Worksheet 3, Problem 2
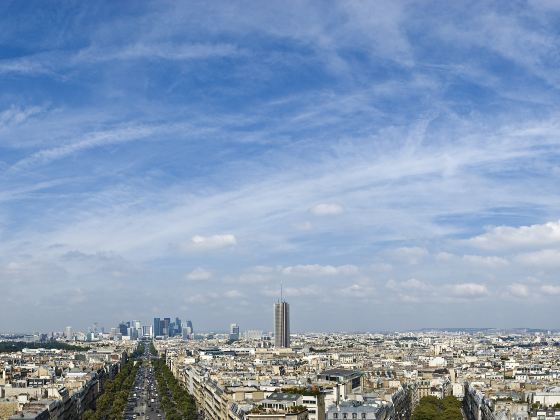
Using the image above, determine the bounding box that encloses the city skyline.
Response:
[1,1,560,332]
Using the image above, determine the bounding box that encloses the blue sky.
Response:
[1,1,560,332]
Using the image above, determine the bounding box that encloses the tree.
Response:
[412,395,462,420]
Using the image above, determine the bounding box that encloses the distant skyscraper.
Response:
[163,317,171,336]
[153,318,161,336]
[64,326,72,339]
[182,320,194,340]
[175,317,182,336]
[274,300,290,348]
[182,327,190,340]
[142,325,153,338]
[118,322,128,336]
[229,323,240,341]
[127,326,139,339]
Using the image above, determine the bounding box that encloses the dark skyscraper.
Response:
[154,316,185,337]
[274,301,290,348]
[175,317,182,336]
[163,317,170,336]
[118,322,128,336]
[153,317,161,337]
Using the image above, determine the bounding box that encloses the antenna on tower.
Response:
[280,280,283,302]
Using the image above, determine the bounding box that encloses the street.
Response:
[123,344,164,420]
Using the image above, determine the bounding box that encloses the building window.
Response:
[362,414,366,419]
[352,414,357,419]
[333,415,338,419]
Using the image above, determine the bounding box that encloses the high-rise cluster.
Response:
[153,317,194,339]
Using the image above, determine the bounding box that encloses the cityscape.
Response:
[1,304,560,419]
[1,1,560,420]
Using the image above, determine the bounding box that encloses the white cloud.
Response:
[224,289,243,299]
[469,221,560,250]
[433,252,508,268]
[0,105,44,128]
[261,285,320,297]
[184,288,243,303]
[398,294,421,303]
[387,278,429,290]
[234,273,272,284]
[281,264,358,276]
[508,283,529,298]
[340,283,376,298]
[295,221,313,231]
[185,292,217,304]
[189,234,237,251]
[448,283,489,298]
[516,249,560,267]
[76,42,241,63]
[392,247,429,264]
[462,254,509,267]
[540,284,560,295]
[12,124,160,170]
[370,262,393,272]
[402,278,429,290]
[186,267,212,281]
[0,53,58,76]
[386,278,432,303]
[435,252,454,262]
[252,265,277,273]
[309,203,344,216]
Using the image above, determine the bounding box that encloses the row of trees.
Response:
[131,342,145,358]
[411,396,463,420]
[82,348,141,420]
[152,357,197,420]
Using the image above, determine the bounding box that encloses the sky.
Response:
[1,1,560,333]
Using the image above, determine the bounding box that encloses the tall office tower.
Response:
[119,322,128,336]
[185,320,193,333]
[163,318,171,337]
[153,318,161,337]
[142,325,153,338]
[181,327,190,340]
[128,326,138,339]
[229,323,240,341]
[64,326,72,339]
[183,320,194,339]
[274,301,290,348]
[175,318,182,336]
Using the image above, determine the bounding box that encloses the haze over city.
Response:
[1,1,560,332]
